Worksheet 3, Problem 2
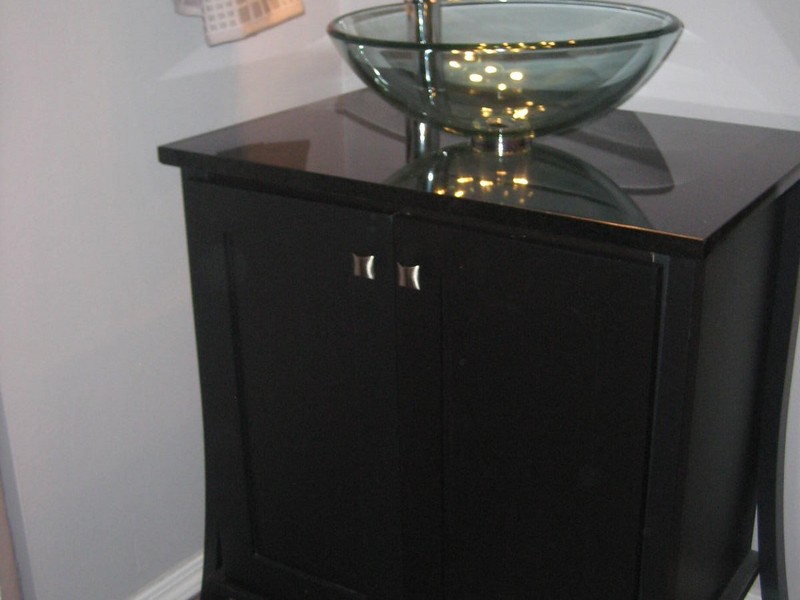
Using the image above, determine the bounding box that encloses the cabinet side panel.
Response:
[183,177,252,589]
[440,231,661,600]
[675,200,781,600]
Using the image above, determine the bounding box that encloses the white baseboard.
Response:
[128,551,203,600]
[745,572,767,600]
[746,579,762,600]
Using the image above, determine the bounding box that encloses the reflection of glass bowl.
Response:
[386,142,649,226]
[328,1,682,152]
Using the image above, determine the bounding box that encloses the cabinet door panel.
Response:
[185,181,401,600]
[441,231,661,600]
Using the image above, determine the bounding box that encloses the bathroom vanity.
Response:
[159,90,800,600]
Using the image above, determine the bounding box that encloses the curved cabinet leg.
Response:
[756,186,800,600]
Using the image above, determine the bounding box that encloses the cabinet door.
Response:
[439,229,661,600]
[184,181,402,600]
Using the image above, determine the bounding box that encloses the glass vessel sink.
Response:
[328,0,682,153]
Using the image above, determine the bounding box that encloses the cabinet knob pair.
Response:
[352,254,421,291]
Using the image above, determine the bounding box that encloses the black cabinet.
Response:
[160,90,800,600]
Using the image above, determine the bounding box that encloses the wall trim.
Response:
[128,551,202,600]
[746,579,762,600]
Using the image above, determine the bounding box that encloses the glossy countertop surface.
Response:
[159,90,800,257]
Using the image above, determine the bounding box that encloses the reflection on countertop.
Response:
[387,142,650,226]
[218,140,311,170]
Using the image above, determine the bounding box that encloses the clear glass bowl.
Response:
[328,1,682,152]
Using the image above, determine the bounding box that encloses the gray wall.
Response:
[1,0,799,599]
[0,2,349,598]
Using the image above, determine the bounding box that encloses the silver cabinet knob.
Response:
[352,254,376,280]
[397,263,421,291]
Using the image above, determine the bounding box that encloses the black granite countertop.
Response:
[160,90,800,258]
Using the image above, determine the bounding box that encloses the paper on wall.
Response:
[174,0,305,46]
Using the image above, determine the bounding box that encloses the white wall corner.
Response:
[128,551,203,600]
[746,579,762,600]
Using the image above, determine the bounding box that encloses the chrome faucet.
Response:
[405,0,441,160]
[406,0,441,45]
